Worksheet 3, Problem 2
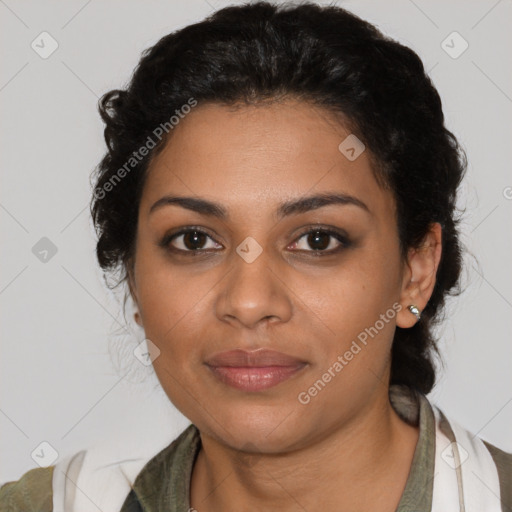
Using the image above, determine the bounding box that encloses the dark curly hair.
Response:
[90,1,466,395]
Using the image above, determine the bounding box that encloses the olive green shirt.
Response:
[1,386,510,511]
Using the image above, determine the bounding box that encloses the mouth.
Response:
[204,348,308,392]
[206,364,307,391]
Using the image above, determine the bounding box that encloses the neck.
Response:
[190,388,420,512]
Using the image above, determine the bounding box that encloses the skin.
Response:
[128,99,442,512]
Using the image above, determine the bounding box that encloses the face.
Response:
[129,99,410,453]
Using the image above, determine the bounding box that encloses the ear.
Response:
[396,222,442,328]
[127,261,143,327]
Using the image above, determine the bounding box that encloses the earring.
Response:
[134,311,141,325]
[407,304,421,321]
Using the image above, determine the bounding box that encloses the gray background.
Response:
[1,0,511,482]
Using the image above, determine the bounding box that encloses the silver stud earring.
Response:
[407,304,421,321]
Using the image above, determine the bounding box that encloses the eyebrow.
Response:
[149,192,370,220]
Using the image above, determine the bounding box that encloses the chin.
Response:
[199,403,306,451]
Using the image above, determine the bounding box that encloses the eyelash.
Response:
[159,225,352,257]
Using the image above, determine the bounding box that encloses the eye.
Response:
[160,226,351,256]
[289,227,351,254]
[161,228,223,253]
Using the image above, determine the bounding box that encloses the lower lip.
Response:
[206,364,306,391]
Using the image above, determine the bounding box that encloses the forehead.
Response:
[140,100,393,221]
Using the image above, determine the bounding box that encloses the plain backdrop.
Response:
[1,0,511,483]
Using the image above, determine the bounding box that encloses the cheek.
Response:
[133,246,188,343]
[296,255,401,411]
[307,247,402,388]
[136,270,205,357]
[136,269,210,412]
[319,250,400,335]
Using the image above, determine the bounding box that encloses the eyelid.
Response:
[291,225,351,253]
[159,225,222,252]
[160,224,352,255]
[293,224,350,241]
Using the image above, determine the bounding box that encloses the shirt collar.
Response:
[393,385,436,512]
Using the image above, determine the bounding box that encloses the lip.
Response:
[205,348,306,367]
[205,349,307,392]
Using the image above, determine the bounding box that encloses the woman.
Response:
[1,2,510,511]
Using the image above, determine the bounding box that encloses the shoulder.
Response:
[122,424,201,511]
[0,425,199,512]
[483,439,512,469]
[482,440,512,506]
[483,439,512,471]
[0,466,54,512]
[431,400,512,511]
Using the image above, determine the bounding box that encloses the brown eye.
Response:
[163,229,223,253]
[289,228,351,254]
[305,231,332,251]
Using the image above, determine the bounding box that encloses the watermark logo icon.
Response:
[441,32,468,59]
[31,32,59,59]
[32,237,58,263]
[338,134,365,161]
[31,441,59,467]
[441,441,469,469]
[235,442,263,468]
[236,237,263,263]
[134,338,161,366]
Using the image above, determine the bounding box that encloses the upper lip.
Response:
[205,348,306,367]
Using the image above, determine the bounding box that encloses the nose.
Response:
[215,245,293,330]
